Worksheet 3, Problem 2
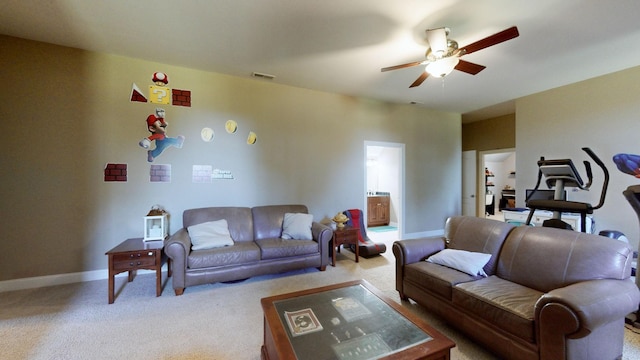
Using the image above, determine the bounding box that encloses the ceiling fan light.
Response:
[426,27,448,58]
[426,57,460,78]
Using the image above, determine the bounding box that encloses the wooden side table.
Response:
[105,238,171,304]
[332,226,359,266]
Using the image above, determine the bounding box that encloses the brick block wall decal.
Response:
[192,165,212,183]
[104,163,128,182]
[150,164,171,183]
[172,89,191,107]
[130,83,148,103]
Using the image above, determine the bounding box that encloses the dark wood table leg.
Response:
[332,237,337,267]
[155,251,162,297]
[354,239,359,263]
[108,255,115,304]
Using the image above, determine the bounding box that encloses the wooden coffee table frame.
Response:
[260,279,454,360]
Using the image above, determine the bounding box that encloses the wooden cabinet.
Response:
[367,196,390,227]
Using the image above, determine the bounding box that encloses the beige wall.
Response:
[0,35,461,282]
[516,65,640,249]
[462,114,515,215]
[462,114,515,152]
[462,68,640,251]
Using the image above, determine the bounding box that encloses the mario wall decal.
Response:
[139,108,185,162]
[149,72,170,104]
[130,71,191,107]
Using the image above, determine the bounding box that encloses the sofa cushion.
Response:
[252,205,309,240]
[426,249,492,276]
[183,207,254,242]
[281,212,313,240]
[188,219,234,250]
[445,216,515,276]
[256,238,318,260]
[405,262,482,300]
[497,226,635,293]
[187,242,261,269]
[453,275,542,343]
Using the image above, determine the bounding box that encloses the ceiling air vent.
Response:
[251,72,275,80]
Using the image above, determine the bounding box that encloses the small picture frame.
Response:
[284,308,323,337]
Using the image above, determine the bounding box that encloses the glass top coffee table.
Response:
[261,279,455,360]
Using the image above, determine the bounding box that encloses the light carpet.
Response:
[1,239,639,360]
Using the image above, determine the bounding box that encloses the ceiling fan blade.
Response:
[381,61,423,72]
[455,59,486,75]
[460,26,519,55]
[409,72,429,88]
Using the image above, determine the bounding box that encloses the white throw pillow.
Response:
[281,213,313,240]
[426,249,492,277]
[188,219,234,250]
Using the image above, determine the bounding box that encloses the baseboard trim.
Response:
[0,229,440,293]
[403,229,444,239]
[0,265,169,293]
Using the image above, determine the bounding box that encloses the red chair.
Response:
[342,209,387,257]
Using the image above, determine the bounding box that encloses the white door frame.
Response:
[364,141,405,237]
[479,148,516,216]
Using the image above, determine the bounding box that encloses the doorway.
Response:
[480,149,516,220]
[364,141,404,242]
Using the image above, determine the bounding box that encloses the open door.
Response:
[462,150,477,216]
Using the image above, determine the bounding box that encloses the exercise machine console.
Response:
[525,147,609,232]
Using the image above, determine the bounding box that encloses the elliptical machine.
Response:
[613,153,640,328]
[525,147,609,232]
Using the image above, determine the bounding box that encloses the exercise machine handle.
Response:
[583,160,593,188]
[581,147,609,210]
[526,157,545,202]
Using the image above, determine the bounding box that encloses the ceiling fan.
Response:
[381,26,519,88]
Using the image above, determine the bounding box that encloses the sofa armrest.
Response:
[164,228,192,294]
[393,237,446,266]
[535,278,640,358]
[312,222,333,270]
[393,237,445,300]
[537,279,640,335]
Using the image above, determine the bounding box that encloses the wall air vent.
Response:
[251,72,276,80]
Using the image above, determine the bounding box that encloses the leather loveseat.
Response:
[393,216,640,360]
[165,204,333,295]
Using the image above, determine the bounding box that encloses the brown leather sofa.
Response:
[165,204,333,295]
[393,216,640,360]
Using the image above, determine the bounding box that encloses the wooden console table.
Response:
[105,237,171,304]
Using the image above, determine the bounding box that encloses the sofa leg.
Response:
[318,266,326,271]
[174,288,184,296]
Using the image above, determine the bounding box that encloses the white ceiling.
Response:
[3,0,640,122]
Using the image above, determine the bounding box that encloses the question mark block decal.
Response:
[149,85,170,104]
